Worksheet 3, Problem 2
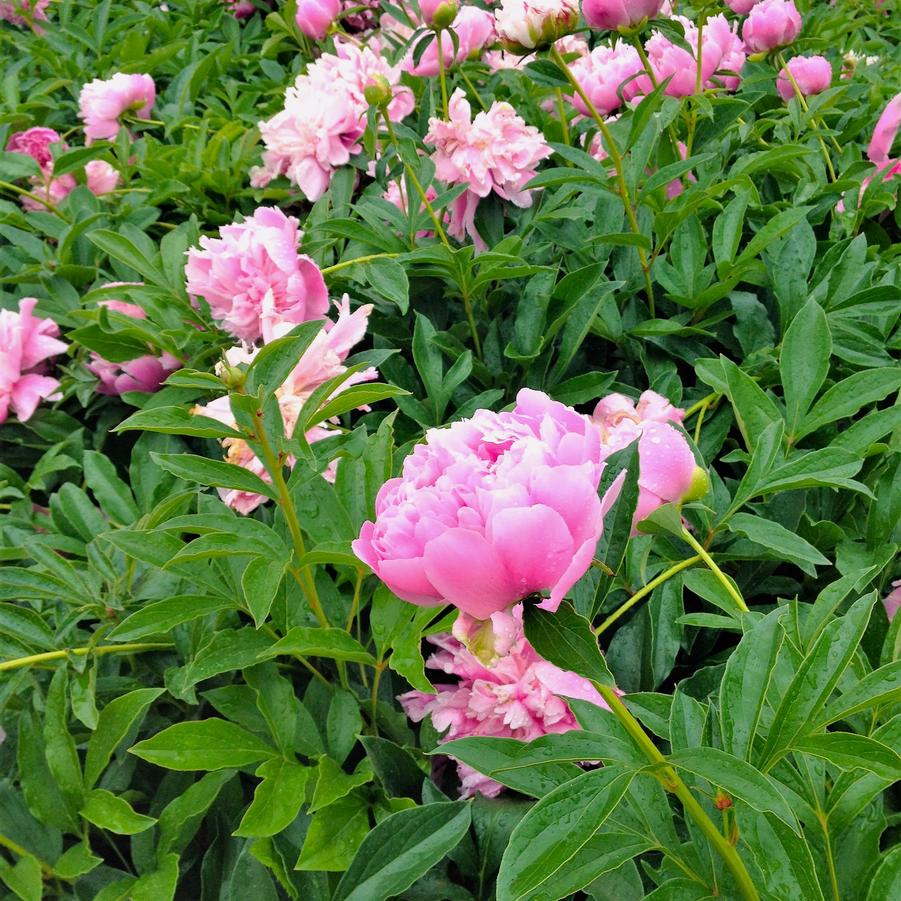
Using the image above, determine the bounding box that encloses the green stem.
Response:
[436,29,449,119]
[555,88,571,147]
[680,527,749,613]
[594,555,702,637]
[0,643,171,672]
[0,833,51,875]
[459,66,488,112]
[461,291,482,359]
[818,810,841,901]
[370,661,385,736]
[320,252,400,276]
[0,179,67,219]
[626,33,683,163]
[593,684,760,901]
[550,45,655,317]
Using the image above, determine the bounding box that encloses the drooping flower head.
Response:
[295,0,341,40]
[78,73,156,143]
[741,0,801,53]
[425,89,552,245]
[776,55,832,101]
[581,0,663,32]
[399,604,610,797]
[354,389,611,619]
[495,0,579,53]
[0,298,68,425]
[194,297,376,513]
[185,206,328,344]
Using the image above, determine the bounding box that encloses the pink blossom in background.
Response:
[741,0,801,53]
[399,604,610,797]
[0,298,68,425]
[340,0,380,32]
[6,127,63,169]
[483,33,588,72]
[0,0,49,27]
[494,0,579,52]
[225,0,257,17]
[194,297,376,513]
[85,160,121,194]
[295,0,341,40]
[582,0,663,32]
[776,55,832,101]
[704,14,747,91]
[725,0,759,13]
[404,7,496,78]
[591,390,698,528]
[252,43,413,198]
[79,73,156,143]
[185,206,328,344]
[353,388,612,619]
[382,179,440,237]
[425,89,552,246]
[883,579,901,622]
[868,92,901,167]
[420,0,458,27]
[568,43,642,116]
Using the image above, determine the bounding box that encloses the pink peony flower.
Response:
[193,297,376,513]
[295,0,341,40]
[6,127,63,170]
[581,0,663,32]
[591,390,697,528]
[741,0,801,53]
[704,14,747,91]
[184,206,328,344]
[226,0,257,16]
[568,43,643,116]
[494,0,579,52]
[883,579,901,622]
[78,73,156,143]
[725,0,759,12]
[400,604,610,797]
[353,388,611,619]
[85,159,121,194]
[425,89,552,246]
[404,7,496,77]
[776,55,832,101]
[0,0,49,26]
[868,92,901,167]
[0,298,68,425]
[252,43,413,198]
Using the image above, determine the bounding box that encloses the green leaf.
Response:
[242,556,287,627]
[798,367,901,439]
[0,852,42,901]
[52,842,102,879]
[309,757,373,812]
[83,451,139,524]
[176,628,275,692]
[359,736,425,800]
[333,802,472,901]
[233,758,311,837]
[818,660,901,725]
[496,765,635,901]
[115,406,243,439]
[88,229,167,284]
[296,792,370,872]
[43,669,84,809]
[245,321,323,396]
[130,719,277,770]
[523,601,614,687]
[261,627,376,664]
[130,853,179,901]
[107,596,235,642]
[734,207,812,269]
[865,845,901,901]
[157,771,235,858]
[80,789,156,835]
[150,452,278,499]
[727,513,829,576]
[790,733,901,781]
[366,258,410,312]
[780,298,831,436]
[719,357,782,451]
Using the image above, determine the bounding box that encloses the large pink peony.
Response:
[194,297,376,514]
[592,390,697,528]
[404,7,496,78]
[494,0,579,53]
[354,389,610,619]
[399,604,609,797]
[741,0,801,53]
[425,89,552,246]
[568,43,643,116]
[185,206,328,343]
[0,298,68,425]
[776,55,832,101]
[581,0,663,32]
[78,73,156,143]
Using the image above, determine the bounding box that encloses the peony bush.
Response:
[0,0,899,899]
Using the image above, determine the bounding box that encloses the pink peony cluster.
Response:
[776,55,832,101]
[295,0,340,40]
[353,388,610,619]
[195,297,376,513]
[184,206,328,344]
[741,0,801,53]
[404,7,496,78]
[582,0,663,32]
[251,42,414,199]
[568,44,642,116]
[0,0,48,27]
[0,298,68,425]
[399,604,609,797]
[494,0,579,53]
[591,390,698,528]
[425,89,552,246]
[78,73,156,143]
[85,287,181,395]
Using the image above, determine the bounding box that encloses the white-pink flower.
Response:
[78,73,156,143]
[185,206,329,343]
[0,298,68,425]
[494,0,579,52]
[399,604,610,798]
[425,88,552,246]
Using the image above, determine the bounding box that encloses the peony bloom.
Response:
[494,0,579,53]
[591,391,698,528]
[725,0,759,12]
[86,289,180,396]
[582,0,663,32]
[185,207,328,344]
[883,580,901,622]
[776,55,832,101]
[6,127,63,169]
[425,89,552,246]
[741,0,801,53]
[568,43,643,116]
[704,14,747,91]
[0,0,49,27]
[78,73,156,143]
[295,0,341,40]
[399,604,610,797]
[353,389,611,619]
[0,298,68,425]
[252,43,413,198]
[868,92,901,167]
[404,7,496,77]
[85,160,121,194]
[194,297,376,513]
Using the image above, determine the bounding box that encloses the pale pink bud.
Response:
[85,160,121,195]
[776,55,832,101]
[295,0,341,40]
[581,0,663,31]
[420,0,459,28]
[741,0,801,53]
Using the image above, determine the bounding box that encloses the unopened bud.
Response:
[682,465,710,503]
[714,791,733,810]
[423,0,459,29]
[363,75,392,109]
[219,363,246,390]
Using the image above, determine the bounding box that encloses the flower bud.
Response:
[581,0,664,32]
[741,0,801,53]
[421,0,459,29]
[682,465,710,503]
[363,74,393,108]
[495,0,580,54]
[294,0,341,41]
[219,363,246,390]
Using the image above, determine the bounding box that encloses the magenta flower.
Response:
[404,7,496,78]
[185,207,328,344]
[78,73,156,143]
[776,55,832,101]
[0,298,68,425]
[568,43,643,116]
[581,0,663,32]
[295,0,340,40]
[495,0,579,52]
[883,580,901,623]
[425,89,552,246]
[741,0,801,53]
[399,604,610,797]
[6,127,63,169]
[225,0,257,17]
[868,92,901,167]
[354,389,610,619]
